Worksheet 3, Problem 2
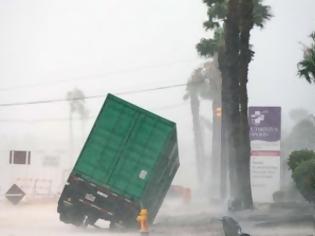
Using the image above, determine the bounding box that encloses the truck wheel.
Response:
[82,216,89,227]
[70,213,84,227]
[59,213,70,223]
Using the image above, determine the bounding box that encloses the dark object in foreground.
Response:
[57,94,179,228]
[222,216,250,236]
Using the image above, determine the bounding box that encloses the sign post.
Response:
[249,107,281,203]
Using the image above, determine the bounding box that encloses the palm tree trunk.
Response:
[218,46,229,199]
[238,0,254,209]
[224,0,241,200]
[190,93,205,182]
[211,97,221,196]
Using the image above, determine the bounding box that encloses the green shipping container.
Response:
[57,94,179,227]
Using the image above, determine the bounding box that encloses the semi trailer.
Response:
[57,94,179,228]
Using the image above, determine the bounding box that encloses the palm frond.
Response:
[298,46,315,83]
[196,28,224,57]
[253,0,272,28]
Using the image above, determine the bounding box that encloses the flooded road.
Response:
[0,199,313,236]
[0,199,223,236]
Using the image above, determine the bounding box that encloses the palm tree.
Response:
[184,56,222,189]
[298,32,315,84]
[184,67,209,182]
[237,0,254,209]
[204,57,223,196]
[197,0,271,208]
[223,0,242,202]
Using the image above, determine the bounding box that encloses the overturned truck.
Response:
[57,94,179,228]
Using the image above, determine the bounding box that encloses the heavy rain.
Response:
[0,0,315,236]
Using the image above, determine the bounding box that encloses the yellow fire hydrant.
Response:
[136,208,149,236]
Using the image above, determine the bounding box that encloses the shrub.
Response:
[288,149,315,171]
[292,158,315,203]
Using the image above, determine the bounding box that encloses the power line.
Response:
[0,95,102,107]
[0,116,96,123]
[0,82,191,108]
[116,83,187,95]
[0,102,188,123]
[0,59,199,92]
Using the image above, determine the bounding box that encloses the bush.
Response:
[292,159,315,203]
[288,149,315,171]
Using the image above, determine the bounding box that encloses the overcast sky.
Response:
[0,0,314,116]
[249,0,315,116]
[0,0,314,186]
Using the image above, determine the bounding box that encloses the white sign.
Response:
[250,152,281,202]
[249,107,281,203]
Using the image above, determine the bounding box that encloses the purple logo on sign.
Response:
[249,107,281,142]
